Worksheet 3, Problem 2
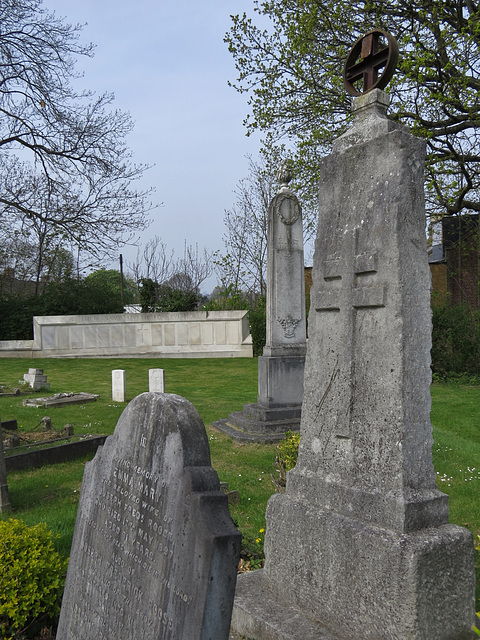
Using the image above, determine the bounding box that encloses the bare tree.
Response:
[128,236,174,285]
[217,155,278,296]
[173,243,213,293]
[0,0,154,260]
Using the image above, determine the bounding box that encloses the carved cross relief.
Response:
[314,228,386,438]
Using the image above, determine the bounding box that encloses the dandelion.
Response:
[259,528,265,534]
[256,538,261,543]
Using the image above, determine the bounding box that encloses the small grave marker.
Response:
[149,368,165,393]
[57,392,241,640]
[23,368,50,390]
[112,369,126,402]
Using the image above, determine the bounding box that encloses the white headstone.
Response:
[112,369,126,403]
[149,369,165,393]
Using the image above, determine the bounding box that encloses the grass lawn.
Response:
[1,358,479,601]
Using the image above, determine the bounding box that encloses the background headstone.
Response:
[149,368,165,393]
[0,425,12,513]
[214,162,306,442]
[231,90,475,639]
[111,369,126,402]
[57,392,241,640]
[23,368,50,390]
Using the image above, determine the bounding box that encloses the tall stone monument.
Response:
[214,162,306,442]
[232,31,475,640]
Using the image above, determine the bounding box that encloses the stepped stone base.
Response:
[213,403,300,443]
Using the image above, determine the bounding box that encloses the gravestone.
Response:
[23,392,99,408]
[231,79,475,640]
[57,392,241,640]
[0,424,12,513]
[214,162,306,442]
[149,368,165,393]
[23,368,50,390]
[112,369,126,402]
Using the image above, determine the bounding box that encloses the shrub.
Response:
[0,519,68,639]
[431,303,480,377]
[248,296,266,357]
[272,430,300,492]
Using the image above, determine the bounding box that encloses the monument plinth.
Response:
[231,79,475,640]
[214,163,306,443]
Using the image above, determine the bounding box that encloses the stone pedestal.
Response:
[231,90,476,639]
[214,165,306,443]
[23,368,50,390]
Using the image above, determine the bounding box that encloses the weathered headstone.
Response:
[231,57,475,640]
[112,369,126,402]
[0,424,12,513]
[57,392,241,640]
[149,368,165,393]
[23,368,50,390]
[214,162,306,442]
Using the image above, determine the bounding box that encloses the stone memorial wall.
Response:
[0,310,253,359]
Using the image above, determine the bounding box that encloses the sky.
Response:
[41,0,265,293]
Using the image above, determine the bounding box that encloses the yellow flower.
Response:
[259,528,265,533]
[255,538,261,543]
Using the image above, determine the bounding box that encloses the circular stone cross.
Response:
[343,29,399,96]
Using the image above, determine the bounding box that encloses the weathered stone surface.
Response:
[57,392,241,640]
[23,392,99,408]
[214,165,306,442]
[231,90,476,640]
[22,368,50,390]
[0,429,12,513]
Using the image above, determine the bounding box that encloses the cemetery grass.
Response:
[0,358,275,560]
[0,359,479,597]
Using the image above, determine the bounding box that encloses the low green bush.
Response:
[0,519,68,639]
[272,430,301,492]
[431,303,480,377]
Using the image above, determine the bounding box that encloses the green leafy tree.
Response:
[156,285,198,312]
[226,0,480,219]
[84,269,136,306]
[0,0,154,262]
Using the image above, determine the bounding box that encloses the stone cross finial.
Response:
[276,160,293,191]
